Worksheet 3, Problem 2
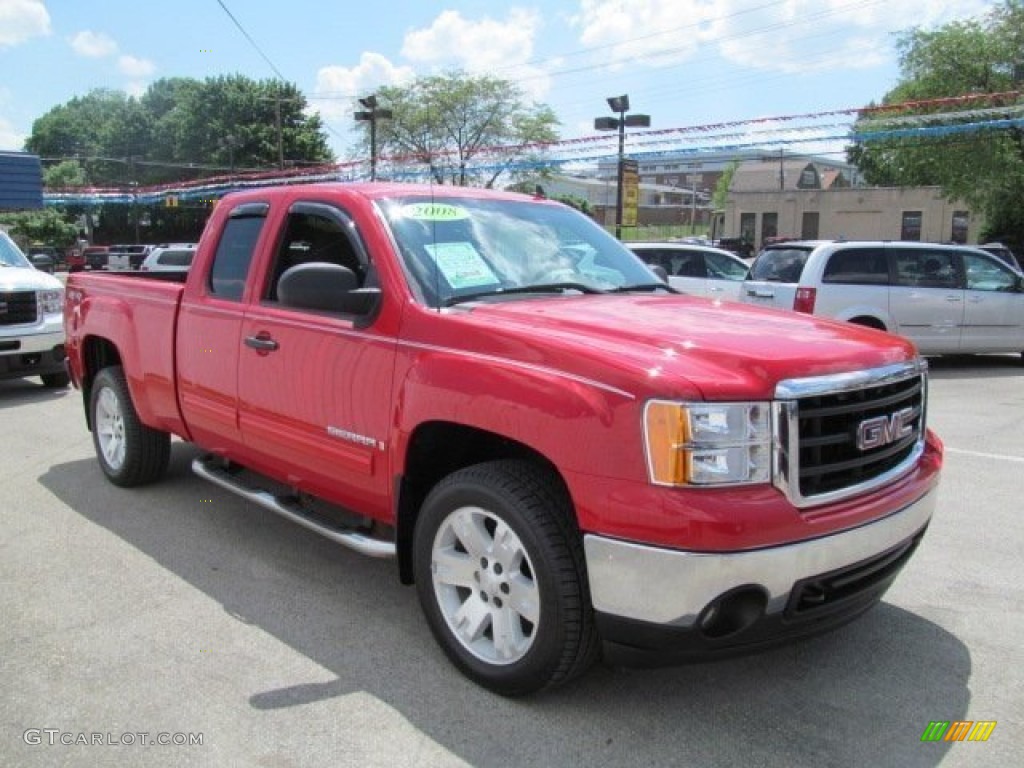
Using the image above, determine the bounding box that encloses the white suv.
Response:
[0,230,68,387]
[139,243,196,273]
[741,240,1024,357]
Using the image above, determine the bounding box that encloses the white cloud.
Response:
[0,0,50,47]
[118,54,155,78]
[69,30,119,58]
[402,9,541,71]
[0,115,27,151]
[570,0,996,74]
[311,52,415,123]
[400,9,552,101]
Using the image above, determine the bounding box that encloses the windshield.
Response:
[378,196,661,307]
[748,246,813,283]
[0,232,33,268]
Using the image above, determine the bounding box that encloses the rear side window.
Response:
[209,208,267,300]
[749,247,812,283]
[892,249,959,289]
[158,249,194,267]
[822,247,889,285]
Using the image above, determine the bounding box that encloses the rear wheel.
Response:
[90,366,170,487]
[413,460,598,696]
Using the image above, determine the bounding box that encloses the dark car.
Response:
[27,245,58,273]
[82,245,110,271]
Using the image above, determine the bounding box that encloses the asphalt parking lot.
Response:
[1,355,1021,767]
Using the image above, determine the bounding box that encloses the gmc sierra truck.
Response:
[64,183,943,695]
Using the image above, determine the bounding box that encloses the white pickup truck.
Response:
[0,230,68,387]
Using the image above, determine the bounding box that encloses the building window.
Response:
[901,211,922,241]
[951,210,968,244]
[801,212,819,239]
[740,213,756,246]
[762,212,778,244]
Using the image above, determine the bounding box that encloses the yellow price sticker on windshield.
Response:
[403,203,468,221]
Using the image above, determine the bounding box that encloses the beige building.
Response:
[720,159,981,247]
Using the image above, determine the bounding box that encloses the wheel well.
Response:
[395,422,568,584]
[81,337,122,429]
[847,316,887,331]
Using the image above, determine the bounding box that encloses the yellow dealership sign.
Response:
[622,159,639,227]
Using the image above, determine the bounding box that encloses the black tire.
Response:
[413,460,598,695]
[41,371,70,388]
[89,366,170,487]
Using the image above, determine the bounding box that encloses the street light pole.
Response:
[594,95,650,240]
[355,95,393,181]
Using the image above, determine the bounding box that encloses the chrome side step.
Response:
[192,456,396,558]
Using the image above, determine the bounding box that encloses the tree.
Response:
[26,76,334,188]
[362,72,560,187]
[846,1,1024,250]
[43,160,87,188]
[0,209,79,248]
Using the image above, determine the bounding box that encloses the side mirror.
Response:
[277,262,381,315]
[649,264,669,283]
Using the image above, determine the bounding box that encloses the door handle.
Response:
[945,296,962,302]
[748,288,774,298]
[245,334,279,351]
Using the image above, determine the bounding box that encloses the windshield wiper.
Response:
[442,282,607,307]
[609,282,677,293]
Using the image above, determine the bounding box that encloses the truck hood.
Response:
[0,265,62,292]
[445,294,917,401]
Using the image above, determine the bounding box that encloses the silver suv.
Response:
[741,240,1024,357]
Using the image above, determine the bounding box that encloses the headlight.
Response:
[38,289,63,316]
[643,401,771,486]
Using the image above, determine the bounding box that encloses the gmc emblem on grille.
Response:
[856,407,915,451]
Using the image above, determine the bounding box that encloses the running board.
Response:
[192,456,396,558]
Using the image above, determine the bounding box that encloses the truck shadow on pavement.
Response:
[41,444,969,768]
[926,354,1022,380]
[0,379,71,410]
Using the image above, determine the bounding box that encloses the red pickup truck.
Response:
[64,183,942,695]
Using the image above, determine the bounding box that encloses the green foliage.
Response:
[43,160,87,188]
[0,209,79,248]
[27,77,334,187]
[712,161,738,210]
[364,72,560,187]
[847,1,1024,242]
[553,194,592,215]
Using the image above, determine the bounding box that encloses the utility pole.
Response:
[259,90,302,170]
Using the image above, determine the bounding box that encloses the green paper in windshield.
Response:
[403,203,469,221]
[424,242,500,290]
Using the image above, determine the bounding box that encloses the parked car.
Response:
[741,240,1024,357]
[0,231,68,387]
[628,241,750,300]
[139,243,197,273]
[27,245,59,273]
[82,245,109,271]
[107,244,153,271]
[977,242,1022,270]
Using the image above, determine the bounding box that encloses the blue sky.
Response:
[0,0,996,165]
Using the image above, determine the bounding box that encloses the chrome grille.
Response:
[0,291,38,326]
[773,361,927,508]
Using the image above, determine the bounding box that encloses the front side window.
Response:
[822,247,888,285]
[704,251,748,280]
[962,252,1018,292]
[0,232,31,268]
[378,197,657,307]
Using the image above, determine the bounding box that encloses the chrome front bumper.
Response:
[584,484,936,627]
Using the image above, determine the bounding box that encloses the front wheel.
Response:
[413,461,598,695]
[90,366,170,487]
